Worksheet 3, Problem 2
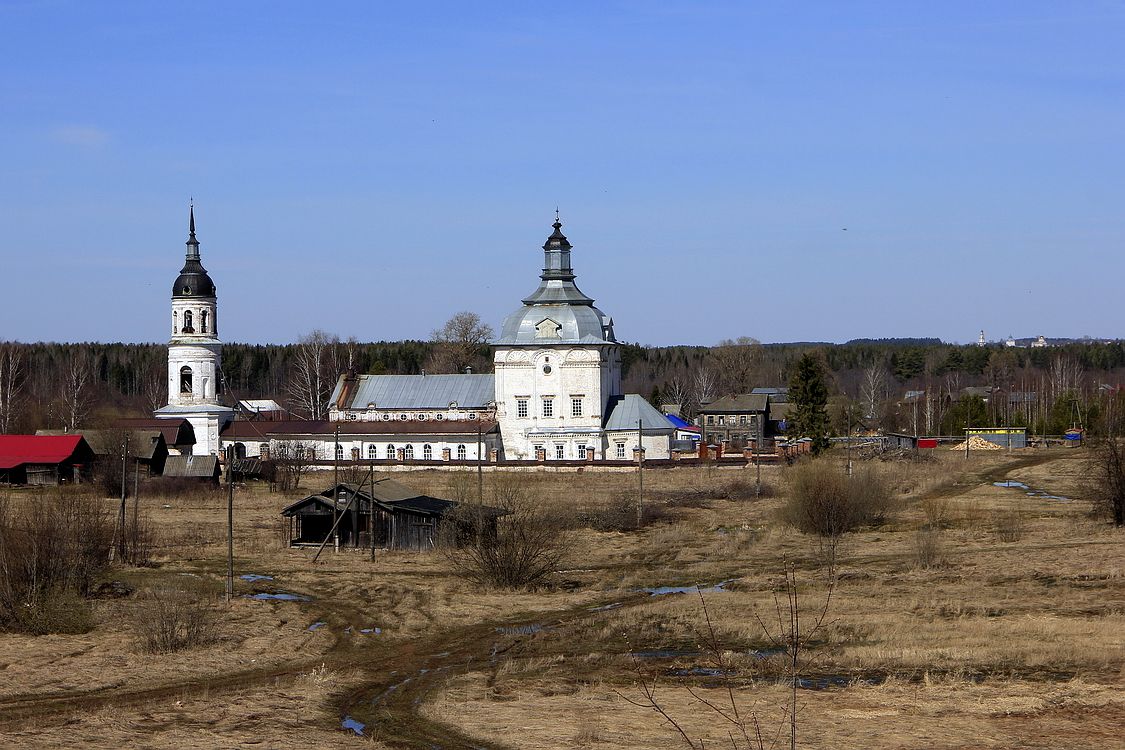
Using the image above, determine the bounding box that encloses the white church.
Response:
[155,210,672,462]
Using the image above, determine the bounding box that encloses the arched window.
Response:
[172,311,178,335]
[404,445,414,460]
[179,366,193,394]
[422,444,433,460]
[334,443,344,461]
[182,310,193,333]
[200,310,209,333]
[234,442,247,459]
[367,444,378,459]
[386,444,395,459]
[456,444,467,460]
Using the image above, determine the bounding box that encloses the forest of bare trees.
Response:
[0,334,1122,438]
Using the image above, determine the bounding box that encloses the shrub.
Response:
[0,488,113,633]
[913,527,945,569]
[994,510,1026,543]
[133,587,220,654]
[442,475,571,589]
[781,461,893,537]
[1086,436,1125,526]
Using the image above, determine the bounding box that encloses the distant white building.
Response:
[154,206,233,455]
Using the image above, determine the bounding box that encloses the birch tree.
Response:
[285,330,341,420]
[0,344,25,433]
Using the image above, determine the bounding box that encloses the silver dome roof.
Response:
[495,219,616,346]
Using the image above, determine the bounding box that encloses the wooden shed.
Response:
[281,480,504,551]
[0,435,96,485]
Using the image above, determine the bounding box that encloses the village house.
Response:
[0,435,96,485]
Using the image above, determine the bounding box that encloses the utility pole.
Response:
[636,418,644,528]
[476,417,483,504]
[368,460,376,562]
[332,424,340,552]
[755,415,762,498]
[118,434,129,559]
[132,455,140,556]
[225,444,234,602]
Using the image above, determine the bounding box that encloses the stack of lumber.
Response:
[949,435,1001,451]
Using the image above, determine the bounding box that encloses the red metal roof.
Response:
[0,435,92,470]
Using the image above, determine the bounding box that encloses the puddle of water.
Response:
[307,621,327,631]
[796,674,886,690]
[993,480,1071,502]
[340,715,365,736]
[246,592,310,602]
[670,666,729,677]
[589,602,622,612]
[633,649,701,659]
[643,580,732,596]
[239,574,273,582]
[495,624,543,635]
[750,647,787,659]
[359,627,382,635]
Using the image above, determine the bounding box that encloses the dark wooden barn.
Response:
[281,480,504,551]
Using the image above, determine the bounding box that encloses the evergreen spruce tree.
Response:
[788,352,831,455]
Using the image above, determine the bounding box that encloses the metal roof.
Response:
[495,219,616,346]
[163,454,220,478]
[330,374,495,411]
[222,418,498,439]
[604,394,675,432]
[0,435,94,470]
[698,394,769,413]
[36,429,165,461]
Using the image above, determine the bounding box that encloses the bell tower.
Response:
[155,203,233,454]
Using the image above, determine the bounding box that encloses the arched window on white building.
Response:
[368,444,378,459]
[182,310,193,333]
[422,444,433,460]
[386,444,396,460]
[404,445,414,460]
[200,309,209,333]
[456,444,467,460]
[334,443,344,461]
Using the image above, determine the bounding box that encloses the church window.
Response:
[386,444,396,459]
[200,310,208,333]
[179,366,193,394]
[516,399,528,418]
[172,311,177,334]
[555,444,565,460]
[615,442,626,459]
[571,397,583,417]
[334,444,344,461]
[577,444,588,459]
[182,310,193,333]
[417,413,427,421]
[367,444,377,459]
[404,445,414,460]
[259,443,269,457]
[456,444,467,460]
[423,444,433,460]
[351,447,360,461]
[542,397,554,418]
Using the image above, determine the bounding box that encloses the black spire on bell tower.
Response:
[173,200,216,298]
[186,200,200,259]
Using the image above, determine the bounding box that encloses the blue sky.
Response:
[1,1,1122,346]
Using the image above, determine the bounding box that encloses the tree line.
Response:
[2,328,1122,437]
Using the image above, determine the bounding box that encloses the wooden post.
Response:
[225,444,234,602]
[118,434,128,559]
[369,460,376,562]
[333,425,340,552]
[636,418,644,528]
[476,418,483,504]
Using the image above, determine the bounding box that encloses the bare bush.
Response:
[270,441,318,491]
[781,461,893,537]
[580,492,668,532]
[0,489,112,633]
[920,496,951,529]
[1086,436,1125,526]
[913,527,945,569]
[132,586,221,653]
[994,510,1026,543]
[442,475,572,589]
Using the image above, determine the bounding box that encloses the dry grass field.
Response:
[0,448,1121,749]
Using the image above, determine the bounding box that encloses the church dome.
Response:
[495,217,616,346]
[172,204,217,298]
[173,259,216,298]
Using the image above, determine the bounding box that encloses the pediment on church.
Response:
[534,318,563,339]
